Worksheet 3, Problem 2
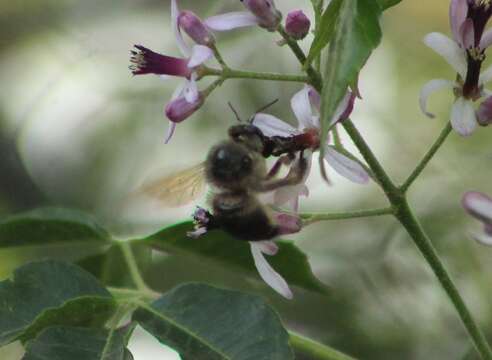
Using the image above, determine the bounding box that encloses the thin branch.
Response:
[118,242,159,298]
[301,207,394,226]
[400,122,452,193]
[201,66,309,83]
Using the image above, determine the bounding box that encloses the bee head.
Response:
[206,141,264,189]
[228,124,265,154]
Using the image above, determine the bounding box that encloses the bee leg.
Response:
[255,152,308,192]
[266,154,294,179]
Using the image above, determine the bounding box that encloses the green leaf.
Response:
[141,222,327,295]
[319,0,382,162]
[0,207,111,249]
[133,283,293,360]
[22,326,133,360]
[0,260,117,346]
[377,0,402,10]
[305,0,343,69]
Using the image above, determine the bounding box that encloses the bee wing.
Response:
[137,162,207,207]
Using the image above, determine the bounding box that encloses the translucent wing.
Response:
[137,162,207,207]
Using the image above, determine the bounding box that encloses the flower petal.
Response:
[255,240,279,256]
[187,227,207,238]
[164,121,177,144]
[462,191,492,224]
[423,32,467,78]
[183,74,199,103]
[449,0,469,44]
[250,242,293,299]
[171,0,191,57]
[187,45,213,68]
[204,11,259,31]
[471,232,492,246]
[450,97,476,136]
[480,28,492,50]
[291,86,316,130]
[477,96,492,125]
[459,18,475,49]
[479,64,492,85]
[308,87,321,112]
[324,147,370,184]
[330,91,355,125]
[419,79,455,118]
[252,113,298,136]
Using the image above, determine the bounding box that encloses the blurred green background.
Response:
[1,0,492,359]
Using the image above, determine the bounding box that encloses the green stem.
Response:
[400,122,452,192]
[277,26,323,90]
[301,207,393,226]
[108,287,159,301]
[202,78,224,97]
[119,242,158,297]
[332,125,342,147]
[202,67,309,83]
[395,200,492,359]
[210,44,228,69]
[289,331,357,360]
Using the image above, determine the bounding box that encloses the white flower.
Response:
[419,0,492,136]
[252,86,370,210]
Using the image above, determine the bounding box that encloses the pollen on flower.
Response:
[129,47,147,74]
[477,0,492,9]
[468,47,486,61]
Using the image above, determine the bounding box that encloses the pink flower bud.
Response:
[130,45,192,77]
[476,96,492,125]
[241,0,282,31]
[285,10,310,40]
[165,94,204,123]
[178,11,215,46]
[274,213,302,235]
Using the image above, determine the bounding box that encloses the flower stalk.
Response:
[401,122,453,193]
[201,66,310,83]
[300,207,394,226]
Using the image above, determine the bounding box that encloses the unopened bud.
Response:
[476,96,492,125]
[165,94,204,123]
[241,0,282,31]
[178,11,215,46]
[285,10,310,40]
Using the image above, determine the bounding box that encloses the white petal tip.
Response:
[471,232,492,246]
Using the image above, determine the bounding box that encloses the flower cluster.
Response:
[130,0,312,143]
[420,0,492,135]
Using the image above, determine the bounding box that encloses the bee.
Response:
[136,123,309,241]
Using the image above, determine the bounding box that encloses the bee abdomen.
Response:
[213,193,278,241]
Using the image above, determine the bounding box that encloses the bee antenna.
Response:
[255,98,279,114]
[228,102,243,122]
[248,98,279,124]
